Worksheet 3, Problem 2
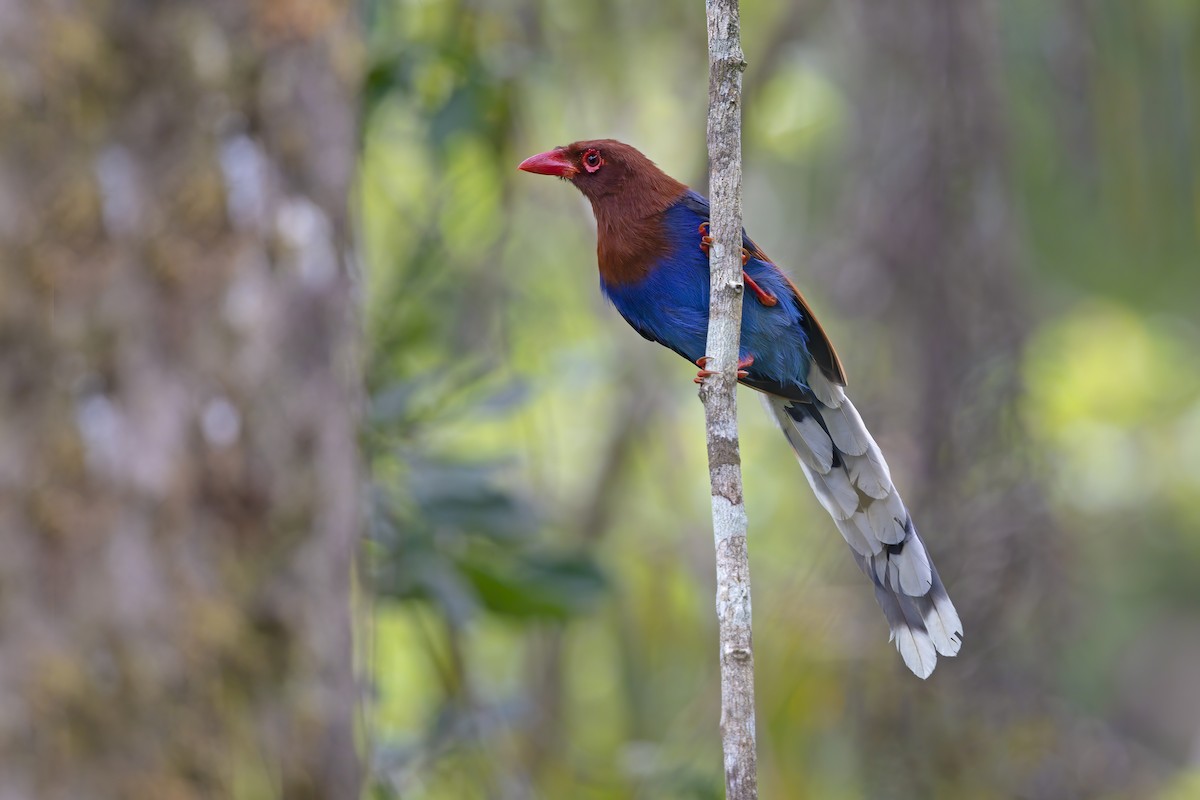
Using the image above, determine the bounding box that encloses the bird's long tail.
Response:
[761,373,962,678]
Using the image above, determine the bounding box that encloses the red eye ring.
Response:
[582,148,603,173]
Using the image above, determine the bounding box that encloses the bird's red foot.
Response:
[694,354,755,384]
[742,272,778,307]
[700,223,725,258]
[699,221,714,256]
[698,223,779,307]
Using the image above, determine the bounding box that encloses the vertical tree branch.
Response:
[703,2,756,798]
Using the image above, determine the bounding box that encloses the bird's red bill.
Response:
[518,149,578,177]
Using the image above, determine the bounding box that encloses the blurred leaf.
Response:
[460,550,607,620]
[363,51,415,120]
[407,457,537,542]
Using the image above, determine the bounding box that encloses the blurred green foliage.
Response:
[361,0,1200,797]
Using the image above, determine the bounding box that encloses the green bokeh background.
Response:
[361,1,1200,797]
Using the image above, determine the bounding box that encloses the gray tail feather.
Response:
[761,381,963,679]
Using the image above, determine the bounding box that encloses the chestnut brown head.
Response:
[518,139,685,213]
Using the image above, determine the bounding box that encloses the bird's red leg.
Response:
[741,270,778,307]
[694,354,755,384]
[699,223,778,308]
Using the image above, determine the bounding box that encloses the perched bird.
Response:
[518,139,962,678]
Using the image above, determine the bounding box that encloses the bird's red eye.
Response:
[582,149,603,173]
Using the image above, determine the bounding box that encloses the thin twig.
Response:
[702,1,757,798]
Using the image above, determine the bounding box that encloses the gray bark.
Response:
[0,2,362,797]
[703,1,757,798]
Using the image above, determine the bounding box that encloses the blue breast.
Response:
[600,195,813,391]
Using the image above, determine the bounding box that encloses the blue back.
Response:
[601,191,814,393]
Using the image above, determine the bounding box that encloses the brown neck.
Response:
[590,172,688,286]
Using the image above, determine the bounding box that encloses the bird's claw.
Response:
[700,224,748,261]
[694,355,753,384]
[742,273,779,307]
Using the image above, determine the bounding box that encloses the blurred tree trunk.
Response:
[841,0,1047,625]
[0,2,361,797]
[834,1,1154,796]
